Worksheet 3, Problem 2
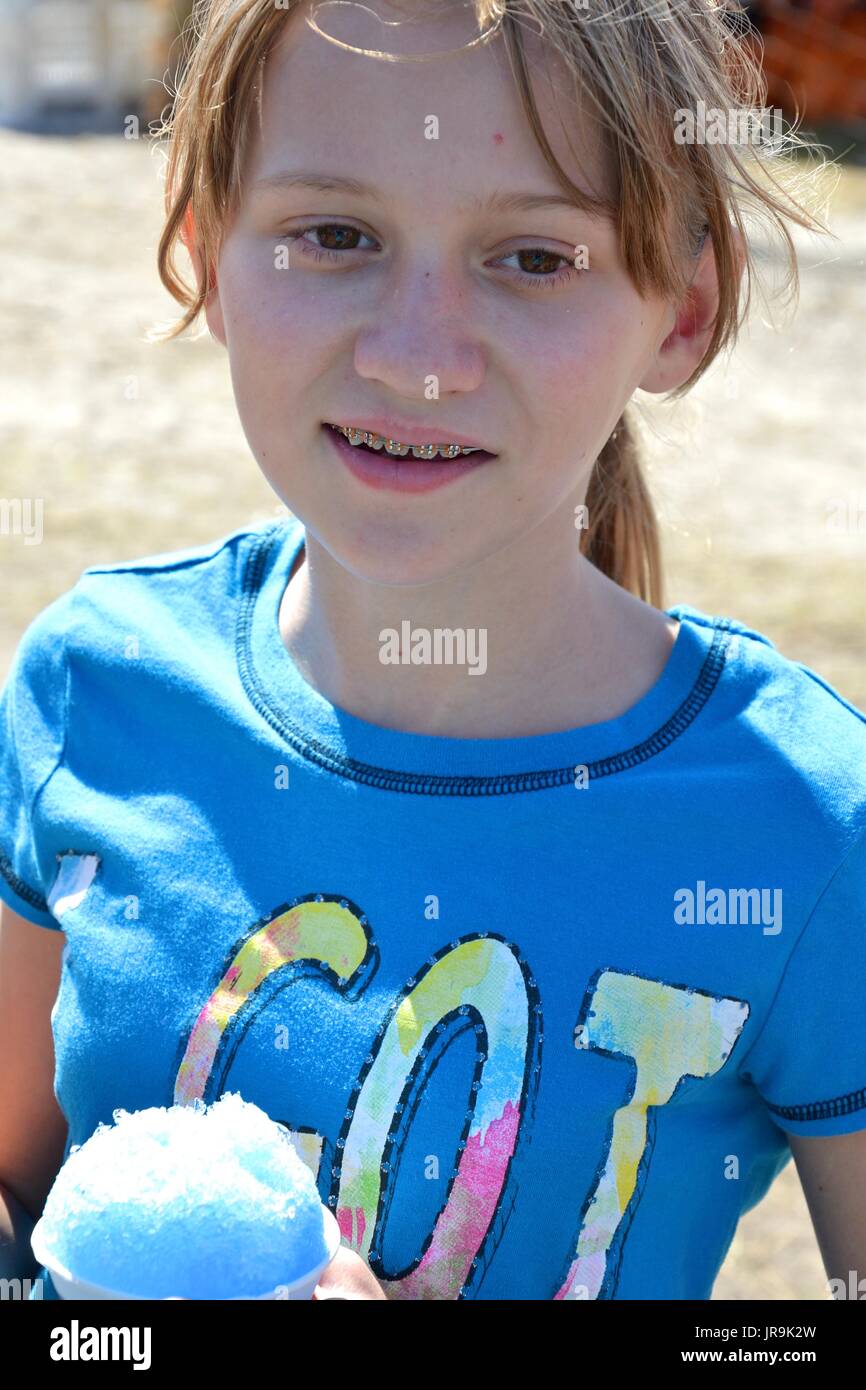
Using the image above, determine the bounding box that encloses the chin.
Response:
[315,515,492,589]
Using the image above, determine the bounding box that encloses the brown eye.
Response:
[494,246,585,290]
[309,224,363,251]
[515,248,565,276]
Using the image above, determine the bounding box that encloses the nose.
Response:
[353,261,487,397]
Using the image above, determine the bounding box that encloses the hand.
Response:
[313,1245,388,1300]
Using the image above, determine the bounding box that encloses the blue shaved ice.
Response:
[38,1093,331,1298]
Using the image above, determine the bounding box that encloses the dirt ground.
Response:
[1,128,864,1300]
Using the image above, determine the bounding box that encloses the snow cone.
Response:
[30,1093,341,1299]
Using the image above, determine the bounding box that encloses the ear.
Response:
[638,226,746,394]
[180,205,226,346]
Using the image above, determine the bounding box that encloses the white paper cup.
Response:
[31,1205,342,1301]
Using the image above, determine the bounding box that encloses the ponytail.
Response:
[582,411,664,610]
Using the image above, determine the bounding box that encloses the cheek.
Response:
[218,239,341,364]
[516,322,623,436]
[216,242,344,428]
[528,290,646,430]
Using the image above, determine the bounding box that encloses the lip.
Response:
[325,417,494,452]
[323,423,495,494]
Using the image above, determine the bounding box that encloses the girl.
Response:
[2,0,865,1302]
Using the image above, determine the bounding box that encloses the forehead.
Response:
[243,0,614,209]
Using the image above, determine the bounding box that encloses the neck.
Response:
[279,515,678,739]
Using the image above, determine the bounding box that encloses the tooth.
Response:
[334,424,481,458]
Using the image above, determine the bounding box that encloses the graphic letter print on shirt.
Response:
[174,894,749,1299]
[557,969,749,1299]
[175,894,541,1300]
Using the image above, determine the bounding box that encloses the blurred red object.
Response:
[746,0,866,121]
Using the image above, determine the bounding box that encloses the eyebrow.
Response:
[251,170,610,218]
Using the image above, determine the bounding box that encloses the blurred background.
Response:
[1,0,864,1300]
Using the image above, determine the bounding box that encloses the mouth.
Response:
[322,421,496,494]
[324,422,496,462]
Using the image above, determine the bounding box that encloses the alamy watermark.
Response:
[674,880,782,935]
[379,623,487,675]
[49,1320,151,1369]
[825,495,866,534]
[828,1270,866,1300]
[674,101,784,148]
[0,497,43,545]
[0,1275,44,1299]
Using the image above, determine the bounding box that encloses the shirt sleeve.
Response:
[737,821,866,1137]
[0,590,75,930]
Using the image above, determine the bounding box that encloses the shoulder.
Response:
[6,518,287,701]
[79,518,278,579]
[58,517,283,646]
[76,517,278,595]
[672,603,866,845]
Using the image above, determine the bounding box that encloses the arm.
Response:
[0,902,69,1280]
[787,1128,866,1296]
[0,1178,40,1283]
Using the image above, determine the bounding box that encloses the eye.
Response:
[279,225,587,290]
[494,246,586,290]
[280,222,378,264]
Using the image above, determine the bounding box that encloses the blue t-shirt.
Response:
[3,514,866,1301]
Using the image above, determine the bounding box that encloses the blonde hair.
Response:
[154,0,834,607]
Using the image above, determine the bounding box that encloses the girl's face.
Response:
[207,0,696,585]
